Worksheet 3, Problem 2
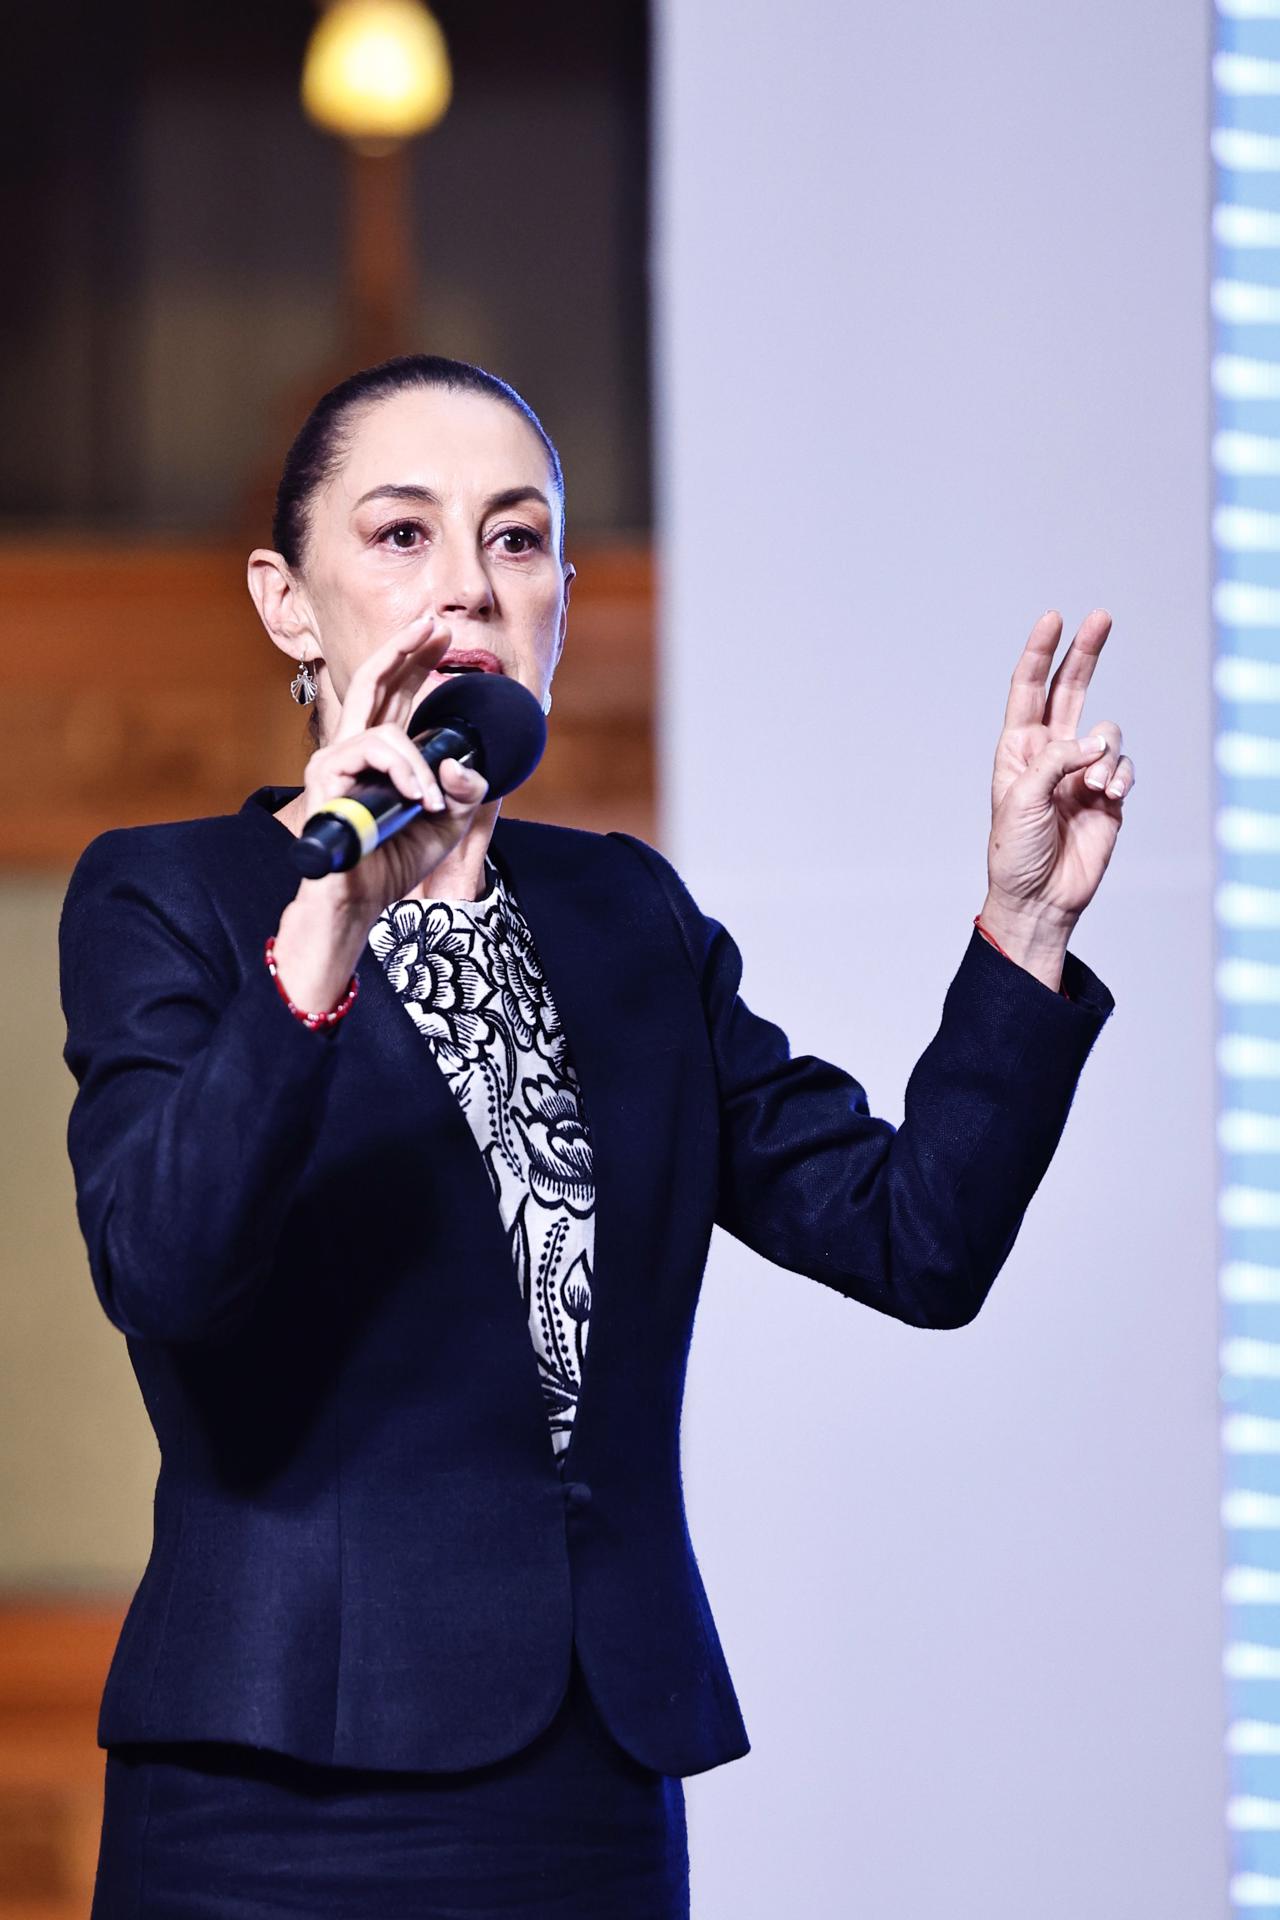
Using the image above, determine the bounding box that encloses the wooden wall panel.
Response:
[0,1600,122,1917]
[0,539,654,866]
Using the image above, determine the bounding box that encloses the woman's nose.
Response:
[431,533,495,617]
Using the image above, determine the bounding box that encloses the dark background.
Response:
[0,0,651,538]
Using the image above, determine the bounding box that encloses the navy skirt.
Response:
[89,1650,689,1919]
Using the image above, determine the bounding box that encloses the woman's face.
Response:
[265,385,572,735]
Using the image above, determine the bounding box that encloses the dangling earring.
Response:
[290,657,318,706]
[542,688,553,715]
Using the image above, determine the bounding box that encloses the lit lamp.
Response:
[301,0,452,363]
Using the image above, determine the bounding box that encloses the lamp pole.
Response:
[302,0,452,363]
[347,142,413,365]
[237,0,452,550]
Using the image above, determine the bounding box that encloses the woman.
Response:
[60,354,1129,1918]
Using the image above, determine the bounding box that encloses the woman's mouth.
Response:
[432,648,503,677]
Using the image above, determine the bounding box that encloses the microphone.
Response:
[292,672,547,879]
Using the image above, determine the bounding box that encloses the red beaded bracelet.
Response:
[263,934,360,1030]
[973,913,1071,1000]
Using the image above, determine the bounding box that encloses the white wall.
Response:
[653,4,1223,1915]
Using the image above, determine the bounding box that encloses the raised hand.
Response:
[269,616,491,1019]
[299,614,491,924]
[979,609,1134,984]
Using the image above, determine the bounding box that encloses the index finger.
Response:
[332,618,453,743]
[1043,608,1112,736]
[1002,611,1065,732]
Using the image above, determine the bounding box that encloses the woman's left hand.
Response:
[978,608,1134,978]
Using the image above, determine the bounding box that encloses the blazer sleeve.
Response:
[58,828,351,1346]
[609,832,1116,1330]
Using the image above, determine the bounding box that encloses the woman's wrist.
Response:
[272,889,371,1020]
[975,892,1072,993]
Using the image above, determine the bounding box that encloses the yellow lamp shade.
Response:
[302,0,452,145]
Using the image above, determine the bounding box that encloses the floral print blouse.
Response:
[367,858,594,1470]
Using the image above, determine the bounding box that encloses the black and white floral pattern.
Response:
[368,860,594,1466]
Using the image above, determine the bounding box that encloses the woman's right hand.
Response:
[272,618,492,1015]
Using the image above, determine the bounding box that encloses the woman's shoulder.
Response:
[494,819,710,969]
[494,815,685,897]
[68,806,259,879]
[61,801,277,943]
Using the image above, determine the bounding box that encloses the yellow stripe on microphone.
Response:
[316,796,381,856]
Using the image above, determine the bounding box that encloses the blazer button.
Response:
[564,1480,593,1509]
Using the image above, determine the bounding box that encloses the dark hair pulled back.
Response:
[272,353,566,572]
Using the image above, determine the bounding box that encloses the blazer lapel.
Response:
[234,788,550,1427]
[484,816,679,1480]
[233,788,656,1482]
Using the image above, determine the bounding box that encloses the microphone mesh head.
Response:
[406,673,547,801]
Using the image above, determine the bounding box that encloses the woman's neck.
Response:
[271,792,502,903]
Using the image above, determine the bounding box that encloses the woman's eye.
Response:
[378,521,424,551]
[374,521,542,555]
[493,526,543,555]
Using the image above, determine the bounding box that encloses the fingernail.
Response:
[1107,776,1125,797]
[1085,767,1107,789]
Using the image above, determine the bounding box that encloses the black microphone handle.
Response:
[292,720,481,879]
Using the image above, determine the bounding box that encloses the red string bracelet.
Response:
[264,934,360,1030]
[973,913,1012,959]
[973,914,1071,1000]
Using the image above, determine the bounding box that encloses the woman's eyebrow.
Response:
[484,486,551,513]
[351,483,550,513]
[351,483,441,510]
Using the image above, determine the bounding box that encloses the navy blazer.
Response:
[58,783,1114,1778]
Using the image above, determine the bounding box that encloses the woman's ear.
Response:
[554,561,575,669]
[247,549,319,660]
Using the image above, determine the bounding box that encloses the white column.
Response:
[653,5,1221,1915]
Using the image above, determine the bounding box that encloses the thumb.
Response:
[1019,733,1107,802]
[438,757,489,804]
